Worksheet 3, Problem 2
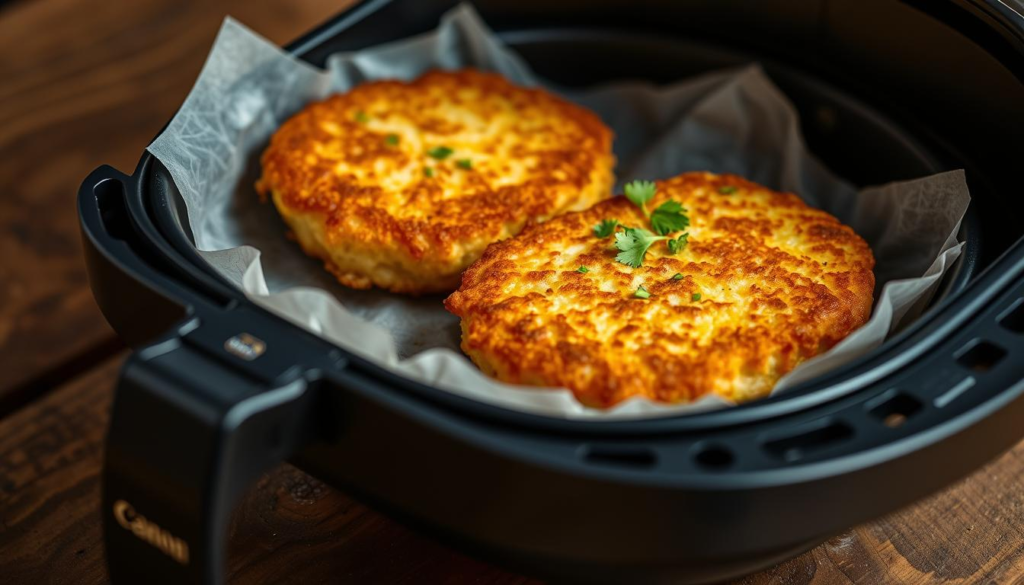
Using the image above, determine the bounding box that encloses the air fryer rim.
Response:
[142,23,981,432]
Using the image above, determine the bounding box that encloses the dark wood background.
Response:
[2,0,1024,583]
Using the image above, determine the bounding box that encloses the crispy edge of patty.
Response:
[445,172,876,407]
[269,164,614,294]
[257,69,616,295]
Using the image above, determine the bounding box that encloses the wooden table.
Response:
[2,0,1023,583]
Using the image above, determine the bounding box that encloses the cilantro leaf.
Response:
[692,293,702,302]
[624,180,657,215]
[667,232,689,254]
[577,266,589,273]
[609,179,697,268]
[427,146,453,160]
[650,200,690,235]
[385,133,399,146]
[456,158,473,170]
[672,273,685,280]
[424,167,434,178]
[614,227,666,268]
[592,219,620,238]
[634,285,651,299]
[718,185,737,195]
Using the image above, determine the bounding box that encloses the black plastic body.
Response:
[79,1,1024,583]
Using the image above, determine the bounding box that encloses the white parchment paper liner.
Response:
[147,5,970,419]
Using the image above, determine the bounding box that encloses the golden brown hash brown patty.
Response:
[256,69,615,295]
[445,172,875,408]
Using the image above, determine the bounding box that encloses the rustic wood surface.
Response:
[2,0,1024,583]
[0,0,353,412]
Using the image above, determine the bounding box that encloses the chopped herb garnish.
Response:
[427,146,453,160]
[577,265,589,273]
[385,133,400,146]
[354,111,369,123]
[612,179,694,266]
[424,167,435,178]
[667,232,690,254]
[593,219,620,238]
[624,180,657,216]
[672,273,685,281]
[456,158,473,170]
[718,185,738,195]
[650,200,690,235]
[614,227,668,268]
[634,285,651,299]
[692,293,702,302]
[623,179,689,236]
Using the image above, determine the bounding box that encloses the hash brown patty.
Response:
[445,172,875,408]
[256,69,615,295]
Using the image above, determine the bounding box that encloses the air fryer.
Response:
[78,1,1024,583]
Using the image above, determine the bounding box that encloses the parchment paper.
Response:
[147,4,970,419]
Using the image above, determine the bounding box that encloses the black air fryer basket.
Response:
[79,1,1024,583]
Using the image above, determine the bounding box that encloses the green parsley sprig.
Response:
[596,180,692,268]
[610,181,692,268]
[427,146,453,160]
[623,180,689,234]
[667,232,689,254]
[623,180,690,234]
[615,227,680,268]
[624,180,657,217]
[615,228,659,268]
[592,219,619,238]
[650,200,689,235]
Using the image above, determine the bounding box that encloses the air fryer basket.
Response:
[78,1,1024,583]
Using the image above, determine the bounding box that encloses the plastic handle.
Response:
[102,333,317,584]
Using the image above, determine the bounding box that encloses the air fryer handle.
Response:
[82,161,334,583]
[102,332,318,585]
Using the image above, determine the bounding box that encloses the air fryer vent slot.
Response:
[692,444,735,470]
[955,339,1006,372]
[582,445,657,469]
[866,391,923,428]
[763,420,853,462]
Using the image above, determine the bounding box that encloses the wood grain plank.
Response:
[2,355,1024,584]
[731,456,1024,584]
[0,0,352,412]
